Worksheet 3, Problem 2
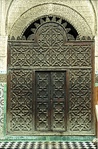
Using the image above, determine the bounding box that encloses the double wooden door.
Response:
[35,71,67,131]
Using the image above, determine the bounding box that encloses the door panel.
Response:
[35,72,50,131]
[51,72,66,131]
[35,71,66,131]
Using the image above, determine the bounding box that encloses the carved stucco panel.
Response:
[0,57,7,73]
[0,83,4,135]
[9,4,93,38]
[7,0,95,35]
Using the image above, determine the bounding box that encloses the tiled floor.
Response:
[0,142,97,149]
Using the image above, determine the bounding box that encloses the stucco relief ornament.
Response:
[8,15,93,41]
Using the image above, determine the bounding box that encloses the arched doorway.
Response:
[7,15,95,136]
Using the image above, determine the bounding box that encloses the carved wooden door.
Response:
[7,15,95,135]
[35,71,66,131]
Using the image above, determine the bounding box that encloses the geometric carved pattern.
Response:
[10,44,92,68]
[51,72,66,131]
[36,23,65,47]
[35,71,66,131]
[10,70,33,91]
[0,83,4,133]
[8,70,33,132]
[35,72,50,131]
[10,46,32,67]
[68,69,92,131]
[69,69,91,93]
[8,41,94,134]
[52,102,65,131]
[8,15,94,135]
[24,15,78,41]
